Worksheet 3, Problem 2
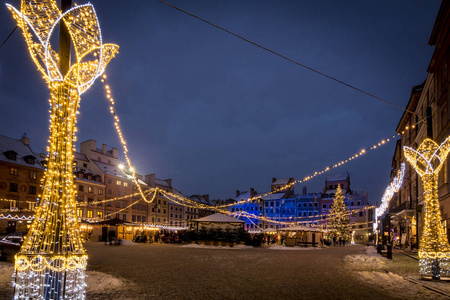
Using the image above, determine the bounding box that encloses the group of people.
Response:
[133,230,182,244]
[332,236,347,246]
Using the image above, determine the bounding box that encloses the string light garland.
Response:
[0,214,33,221]
[404,137,450,280]
[101,76,150,203]
[373,163,405,233]
[6,0,118,298]
[104,189,158,219]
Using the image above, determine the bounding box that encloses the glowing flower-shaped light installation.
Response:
[6,0,118,298]
[404,137,450,279]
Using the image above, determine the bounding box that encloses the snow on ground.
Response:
[85,271,130,293]
[355,271,440,300]
[0,261,129,295]
[344,245,386,270]
[345,246,450,299]
[181,243,253,250]
[268,244,322,250]
[121,239,137,246]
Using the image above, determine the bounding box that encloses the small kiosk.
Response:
[278,225,324,247]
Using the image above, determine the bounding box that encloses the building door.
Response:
[7,221,16,233]
[102,226,108,242]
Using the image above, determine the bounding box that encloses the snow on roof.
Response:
[93,160,126,178]
[260,193,286,201]
[155,179,170,187]
[272,178,290,185]
[277,225,323,232]
[195,213,245,223]
[0,135,44,169]
[235,191,252,201]
[326,173,349,182]
[74,152,89,162]
[93,160,147,186]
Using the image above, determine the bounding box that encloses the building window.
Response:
[10,168,18,176]
[78,185,84,192]
[116,190,121,196]
[5,151,17,160]
[107,179,112,184]
[132,215,136,222]
[98,189,103,195]
[107,189,112,195]
[116,201,121,208]
[87,210,93,218]
[123,182,128,187]
[9,183,18,192]
[77,196,83,202]
[77,209,83,218]
[29,186,36,195]
[117,180,121,186]
[97,211,103,219]
[142,216,146,223]
[30,171,37,179]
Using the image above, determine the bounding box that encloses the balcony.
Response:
[391,201,415,218]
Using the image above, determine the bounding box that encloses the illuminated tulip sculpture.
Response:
[6,0,118,298]
[404,137,450,279]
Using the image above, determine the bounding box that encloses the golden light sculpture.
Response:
[404,137,450,279]
[6,0,118,298]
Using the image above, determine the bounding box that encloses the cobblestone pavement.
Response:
[1,243,448,299]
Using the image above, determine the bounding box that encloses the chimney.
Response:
[250,188,256,198]
[272,178,277,183]
[164,179,172,187]
[102,144,107,154]
[20,136,30,146]
[236,190,240,198]
[112,147,118,159]
[302,186,307,195]
[144,174,156,188]
[202,194,209,202]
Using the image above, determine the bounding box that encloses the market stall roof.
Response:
[277,225,323,232]
[94,218,135,226]
[194,213,245,223]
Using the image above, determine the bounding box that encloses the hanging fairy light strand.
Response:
[101,75,150,204]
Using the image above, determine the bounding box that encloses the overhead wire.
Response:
[0,26,17,50]
[158,0,425,122]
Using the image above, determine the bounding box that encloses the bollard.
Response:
[387,244,393,259]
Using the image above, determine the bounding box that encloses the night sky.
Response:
[0,0,442,203]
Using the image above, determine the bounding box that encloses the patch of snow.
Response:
[268,244,322,250]
[85,271,130,293]
[120,239,136,246]
[344,246,385,270]
[181,244,252,250]
[356,271,439,300]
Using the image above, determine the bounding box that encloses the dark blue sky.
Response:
[0,0,442,203]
